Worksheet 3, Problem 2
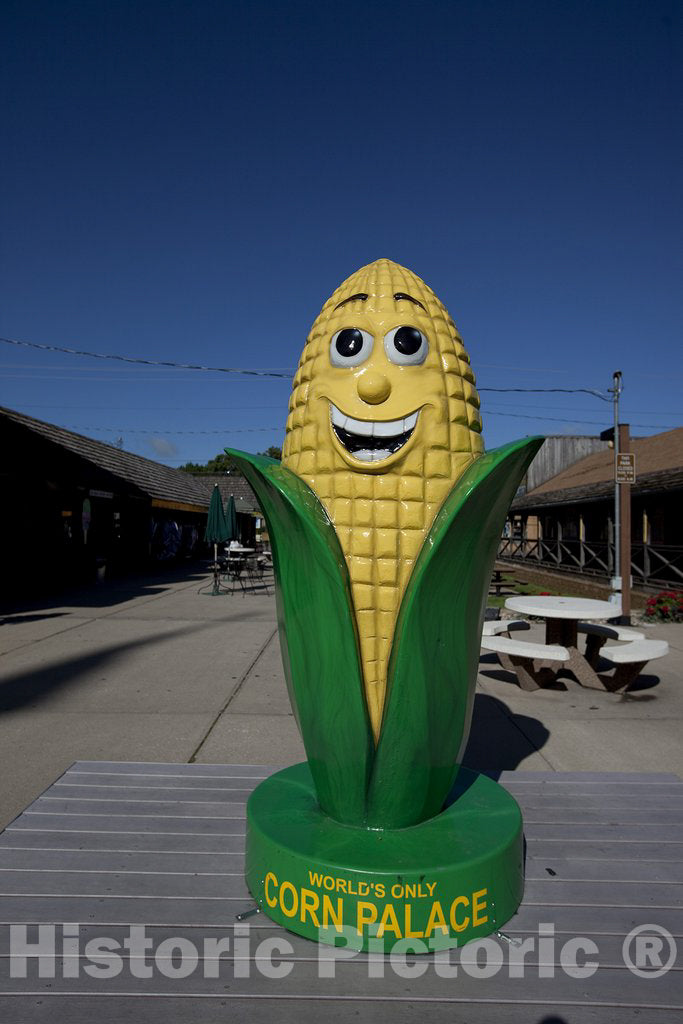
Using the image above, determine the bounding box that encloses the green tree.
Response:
[178,446,281,475]
[178,452,242,475]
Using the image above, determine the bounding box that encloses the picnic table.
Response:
[489,569,507,597]
[506,595,617,642]
[502,595,621,689]
[224,547,270,594]
[497,596,668,691]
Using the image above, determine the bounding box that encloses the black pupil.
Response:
[335,328,363,357]
[394,326,423,355]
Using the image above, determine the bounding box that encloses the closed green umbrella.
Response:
[225,494,239,543]
[204,485,229,594]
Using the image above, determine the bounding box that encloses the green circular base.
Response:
[245,763,524,953]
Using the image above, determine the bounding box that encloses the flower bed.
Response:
[645,590,683,622]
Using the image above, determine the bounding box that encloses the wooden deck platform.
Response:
[0,763,681,1022]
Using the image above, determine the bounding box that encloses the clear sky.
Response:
[1,0,681,467]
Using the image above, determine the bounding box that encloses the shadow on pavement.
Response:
[0,563,209,615]
[479,652,663,696]
[0,612,70,626]
[479,651,568,690]
[462,693,550,775]
[0,620,219,713]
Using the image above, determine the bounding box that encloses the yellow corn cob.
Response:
[282,259,484,741]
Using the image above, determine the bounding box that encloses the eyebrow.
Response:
[394,292,426,311]
[333,290,427,312]
[334,293,368,310]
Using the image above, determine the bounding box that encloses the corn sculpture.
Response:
[282,259,485,741]
[231,260,542,951]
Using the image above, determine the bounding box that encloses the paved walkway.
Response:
[0,565,681,829]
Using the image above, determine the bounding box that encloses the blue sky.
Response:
[1,0,681,466]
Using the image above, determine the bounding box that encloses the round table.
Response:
[504,595,621,688]
[505,595,618,622]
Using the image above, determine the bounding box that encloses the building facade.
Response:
[500,428,683,588]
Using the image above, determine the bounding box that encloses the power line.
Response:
[483,410,667,428]
[12,400,683,417]
[4,331,678,422]
[14,403,284,411]
[478,364,683,383]
[0,335,611,396]
[482,401,681,417]
[0,372,612,397]
[3,332,682,396]
[0,362,296,372]
[479,386,609,400]
[0,371,610,398]
[67,411,671,434]
[0,373,287,383]
[66,425,281,435]
[0,335,293,378]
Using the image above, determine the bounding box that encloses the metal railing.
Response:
[498,537,683,588]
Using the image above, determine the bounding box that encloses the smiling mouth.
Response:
[330,403,419,463]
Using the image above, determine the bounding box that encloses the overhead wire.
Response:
[479,386,609,399]
[69,425,281,435]
[11,400,682,417]
[3,332,679,444]
[0,335,613,395]
[0,335,293,378]
[70,410,671,433]
[482,410,667,428]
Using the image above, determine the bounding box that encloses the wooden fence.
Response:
[498,537,683,589]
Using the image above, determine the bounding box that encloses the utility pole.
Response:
[618,421,632,623]
[605,372,632,623]
[611,371,622,586]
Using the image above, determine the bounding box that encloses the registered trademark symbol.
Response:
[622,924,677,978]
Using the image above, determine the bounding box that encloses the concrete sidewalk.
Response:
[0,565,681,829]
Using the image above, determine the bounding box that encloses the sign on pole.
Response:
[616,452,636,484]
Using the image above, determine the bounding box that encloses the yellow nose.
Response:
[357,372,391,404]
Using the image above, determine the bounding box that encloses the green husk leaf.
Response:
[365,437,544,828]
[226,450,374,824]
[228,437,541,830]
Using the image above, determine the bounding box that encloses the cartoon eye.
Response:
[330,328,374,367]
[384,326,428,365]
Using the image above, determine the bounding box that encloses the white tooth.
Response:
[354,449,374,462]
[370,449,393,462]
[330,406,348,431]
[373,419,400,437]
[345,415,373,437]
[404,411,418,430]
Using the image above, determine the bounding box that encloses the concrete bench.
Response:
[577,621,645,667]
[482,619,530,637]
[598,638,670,691]
[480,635,569,691]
